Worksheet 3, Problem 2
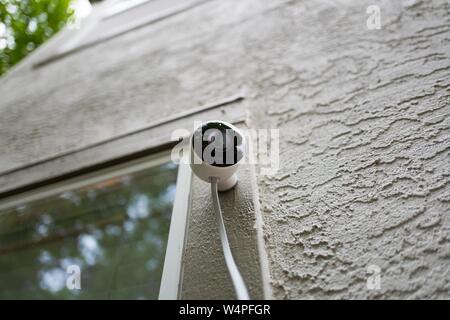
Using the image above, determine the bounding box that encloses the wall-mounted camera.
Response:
[189,120,250,299]
[190,120,246,191]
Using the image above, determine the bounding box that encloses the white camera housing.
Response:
[190,120,245,191]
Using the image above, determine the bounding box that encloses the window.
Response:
[0,152,190,299]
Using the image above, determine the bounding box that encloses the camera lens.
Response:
[192,121,244,167]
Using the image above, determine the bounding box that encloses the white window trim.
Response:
[0,151,191,300]
[158,161,192,299]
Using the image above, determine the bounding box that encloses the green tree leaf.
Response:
[0,0,74,76]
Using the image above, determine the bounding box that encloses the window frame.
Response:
[0,93,247,299]
[0,151,191,300]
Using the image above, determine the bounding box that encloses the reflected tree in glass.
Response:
[0,162,178,299]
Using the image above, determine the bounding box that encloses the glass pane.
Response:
[0,161,178,299]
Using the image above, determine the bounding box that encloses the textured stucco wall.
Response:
[246,0,450,299]
[0,0,449,299]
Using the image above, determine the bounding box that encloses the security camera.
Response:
[190,120,245,191]
[189,120,250,299]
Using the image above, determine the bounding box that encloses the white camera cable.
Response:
[210,177,250,300]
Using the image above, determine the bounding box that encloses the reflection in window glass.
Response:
[0,162,178,299]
